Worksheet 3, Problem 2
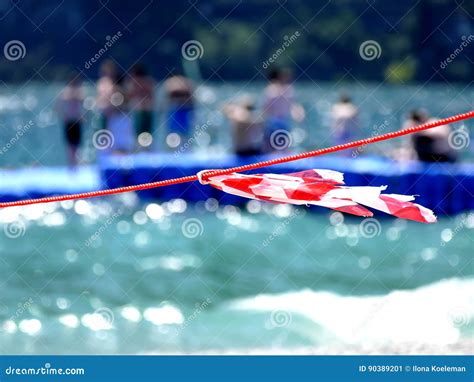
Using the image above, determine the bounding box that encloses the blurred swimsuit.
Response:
[168,106,193,135]
[64,121,82,147]
[108,113,135,152]
[412,135,456,163]
[168,90,194,136]
[129,77,155,136]
[135,110,153,135]
[60,95,83,148]
[263,84,293,147]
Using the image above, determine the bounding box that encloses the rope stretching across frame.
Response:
[0,110,472,209]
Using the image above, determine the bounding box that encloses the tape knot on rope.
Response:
[197,170,216,185]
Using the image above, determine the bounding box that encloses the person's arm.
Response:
[77,87,87,122]
[156,81,169,113]
[124,79,136,101]
[261,87,273,117]
[54,89,65,119]
[330,105,339,132]
[291,103,305,122]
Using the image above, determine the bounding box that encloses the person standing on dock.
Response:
[330,93,360,147]
[402,109,457,163]
[163,73,195,148]
[126,63,156,149]
[262,68,304,152]
[106,74,135,154]
[222,95,264,157]
[56,73,85,167]
[96,60,118,131]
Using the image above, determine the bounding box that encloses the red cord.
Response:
[1,110,472,208]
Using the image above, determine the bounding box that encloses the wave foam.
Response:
[229,278,474,346]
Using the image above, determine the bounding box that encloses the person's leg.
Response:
[68,145,78,167]
[133,111,141,139]
[135,110,154,149]
[68,121,82,167]
[100,114,108,130]
[264,117,290,152]
[168,106,179,133]
[142,110,153,134]
[167,107,192,148]
[64,121,75,167]
[181,107,193,138]
[135,110,153,136]
[175,107,192,137]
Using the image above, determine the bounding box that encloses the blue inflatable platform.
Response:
[1,154,473,215]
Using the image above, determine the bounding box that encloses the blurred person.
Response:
[262,67,304,152]
[56,73,85,167]
[403,109,456,163]
[107,74,135,154]
[126,63,156,148]
[222,95,264,157]
[330,93,360,146]
[402,108,429,130]
[96,59,118,130]
[263,68,293,131]
[163,73,195,147]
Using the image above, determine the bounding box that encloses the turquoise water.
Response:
[0,83,473,354]
[0,82,472,167]
[0,197,472,354]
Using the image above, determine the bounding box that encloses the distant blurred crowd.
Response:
[56,62,459,167]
